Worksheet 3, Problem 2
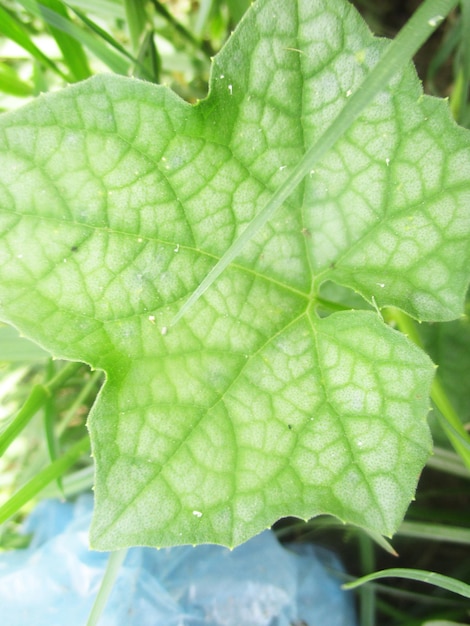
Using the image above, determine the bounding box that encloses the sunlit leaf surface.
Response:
[1,0,469,548]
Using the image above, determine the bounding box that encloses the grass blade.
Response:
[398,521,470,545]
[450,0,470,123]
[427,447,470,479]
[38,0,92,81]
[343,568,470,599]
[0,5,68,80]
[149,0,204,52]
[0,62,33,97]
[70,5,152,77]
[194,0,213,37]
[431,380,470,469]
[135,28,160,82]
[123,0,160,81]
[17,0,131,75]
[124,0,148,53]
[63,0,124,19]
[385,309,470,470]
[0,434,90,524]
[43,360,64,495]
[0,362,82,457]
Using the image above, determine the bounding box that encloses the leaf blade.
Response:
[0,0,469,549]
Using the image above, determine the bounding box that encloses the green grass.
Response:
[0,2,469,625]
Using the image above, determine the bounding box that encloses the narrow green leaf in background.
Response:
[343,567,470,599]
[0,362,81,457]
[35,0,92,82]
[0,0,469,549]
[124,0,148,53]
[0,435,90,523]
[0,4,68,80]
[16,0,133,76]
[0,62,33,98]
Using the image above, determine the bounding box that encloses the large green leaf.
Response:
[0,0,469,549]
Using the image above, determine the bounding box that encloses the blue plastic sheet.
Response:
[0,495,356,625]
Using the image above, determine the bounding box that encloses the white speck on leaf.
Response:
[284,47,305,55]
[192,510,203,518]
[346,89,352,97]
[161,326,168,336]
[228,84,233,95]
[428,15,444,27]
[148,315,155,324]
[174,244,180,252]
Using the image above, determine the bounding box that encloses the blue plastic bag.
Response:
[0,495,356,625]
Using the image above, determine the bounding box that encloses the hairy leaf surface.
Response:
[1,0,469,548]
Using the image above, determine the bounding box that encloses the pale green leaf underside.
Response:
[0,0,469,548]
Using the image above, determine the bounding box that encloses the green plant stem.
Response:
[86,549,128,626]
[0,361,82,457]
[0,434,90,524]
[359,534,376,626]
[171,0,459,325]
[43,360,64,495]
[387,308,470,470]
